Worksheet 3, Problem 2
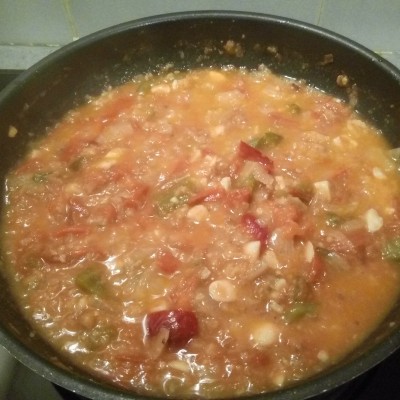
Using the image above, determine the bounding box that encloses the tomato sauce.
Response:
[2,67,400,398]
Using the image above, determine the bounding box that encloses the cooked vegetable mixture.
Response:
[3,67,400,398]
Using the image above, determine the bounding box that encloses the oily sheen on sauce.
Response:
[2,67,400,398]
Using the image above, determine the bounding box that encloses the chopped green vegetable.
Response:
[382,237,400,262]
[328,203,359,216]
[316,247,333,257]
[284,302,316,323]
[287,103,302,114]
[75,263,108,296]
[84,324,118,350]
[235,173,259,192]
[156,192,190,215]
[25,256,44,269]
[316,247,349,270]
[325,212,344,228]
[154,177,196,215]
[69,157,86,171]
[137,79,152,94]
[251,132,283,150]
[32,172,51,183]
[292,276,310,301]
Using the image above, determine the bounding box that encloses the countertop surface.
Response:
[0,0,399,70]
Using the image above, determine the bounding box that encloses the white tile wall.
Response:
[0,0,399,70]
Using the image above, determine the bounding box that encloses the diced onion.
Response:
[171,79,179,90]
[313,180,331,202]
[220,176,231,190]
[146,327,169,359]
[208,70,228,82]
[332,136,342,147]
[268,300,284,314]
[203,155,218,168]
[347,119,367,131]
[199,267,211,280]
[105,148,126,158]
[210,124,225,137]
[168,360,191,372]
[187,205,209,222]
[364,208,383,232]
[385,207,395,215]
[251,162,274,186]
[250,321,279,347]
[333,135,357,148]
[272,374,285,387]
[372,167,386,180]
[304,241,315,263]
[149,299,169,313]
[317,350,330,362]
[169,196,179,204]
[263,249,280,269]
[274,176,286,190]
[63,183,83,195]
[273,278,287,292]
[209,279,237,302]
[243,241,261,261]
[151,83,171,94]
[96,148,126,169]
[8,125,18,138]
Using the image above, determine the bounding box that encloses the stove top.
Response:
[2,70,400,400]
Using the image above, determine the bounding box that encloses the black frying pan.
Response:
[1,11,400,400]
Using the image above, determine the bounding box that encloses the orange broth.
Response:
[2,67,400,398]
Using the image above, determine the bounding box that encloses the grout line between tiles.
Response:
[0,42,60,48]
[62,0,80,41]
[316,0,325,25]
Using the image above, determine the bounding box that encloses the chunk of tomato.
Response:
[146,309,199,347]
[156,249,181,275]
[189,187,225,206]
[307,253,326,284]
[227,187,252,206]
[241,213,269,251]
[238,141,274,174]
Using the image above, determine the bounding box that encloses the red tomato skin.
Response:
[189,187,252,209]
[227,188,252,206]
[156,250,181,275]
[238,141,274,174]
[169,274,200,309]
[52,225,91,238]
[146,309,199,347]
[189,188,225,206]
[241,213,269,251]
[307,253,326,284]
[122,183,149,210]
